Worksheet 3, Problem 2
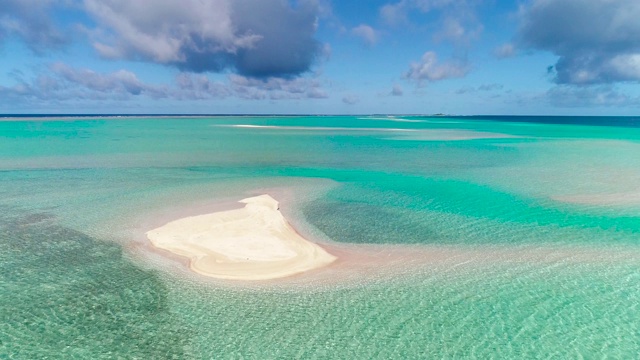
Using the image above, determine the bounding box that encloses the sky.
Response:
[1,0,640,115]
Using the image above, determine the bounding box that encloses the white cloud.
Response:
[228,74,328,100]
[545,85,640,107]
[83,0,323,78]
[518,0,640,84]
[84,0,244,62]
[379,0,481,45]
[380,2,408,26]
[405,51,469,84]
[50,63,167,97]
[434,17,482,44]
[174,73,231,99]
[607,54,640,80]
[351,24,377,46]
[0,63,329,104]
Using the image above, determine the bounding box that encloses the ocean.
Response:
[1,115,639,358]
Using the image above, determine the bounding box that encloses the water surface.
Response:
[1,115,639,358]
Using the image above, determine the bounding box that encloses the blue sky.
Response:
[1,0,640,115]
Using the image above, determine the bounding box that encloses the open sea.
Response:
[1,115,639,358]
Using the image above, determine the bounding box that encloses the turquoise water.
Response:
[1,116,639,358]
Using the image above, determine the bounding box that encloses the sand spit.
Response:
[222,124,517,141]
[146,194,336,280]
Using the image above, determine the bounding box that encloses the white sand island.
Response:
[146,194,336,280]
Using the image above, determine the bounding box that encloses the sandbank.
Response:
[224,124,517,141]
[146,194,336,280]
[389,129,518,141]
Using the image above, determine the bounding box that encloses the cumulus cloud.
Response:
[351,24,377,46]
[84,0,323,78]
[518,0,640,85]
[405,51,469,84]
[0,0,68,53]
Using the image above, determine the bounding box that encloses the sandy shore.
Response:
[146,194,336,280]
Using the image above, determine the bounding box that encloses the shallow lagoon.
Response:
[1,115,639,358]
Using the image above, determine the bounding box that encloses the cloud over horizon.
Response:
[85,0,323,78]
[519,0,640,85]
[545,85,640,107]
[0,63,328,106]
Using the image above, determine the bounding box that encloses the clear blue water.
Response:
[1,115,639,358]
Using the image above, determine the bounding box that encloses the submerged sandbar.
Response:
[146,194,336,280]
